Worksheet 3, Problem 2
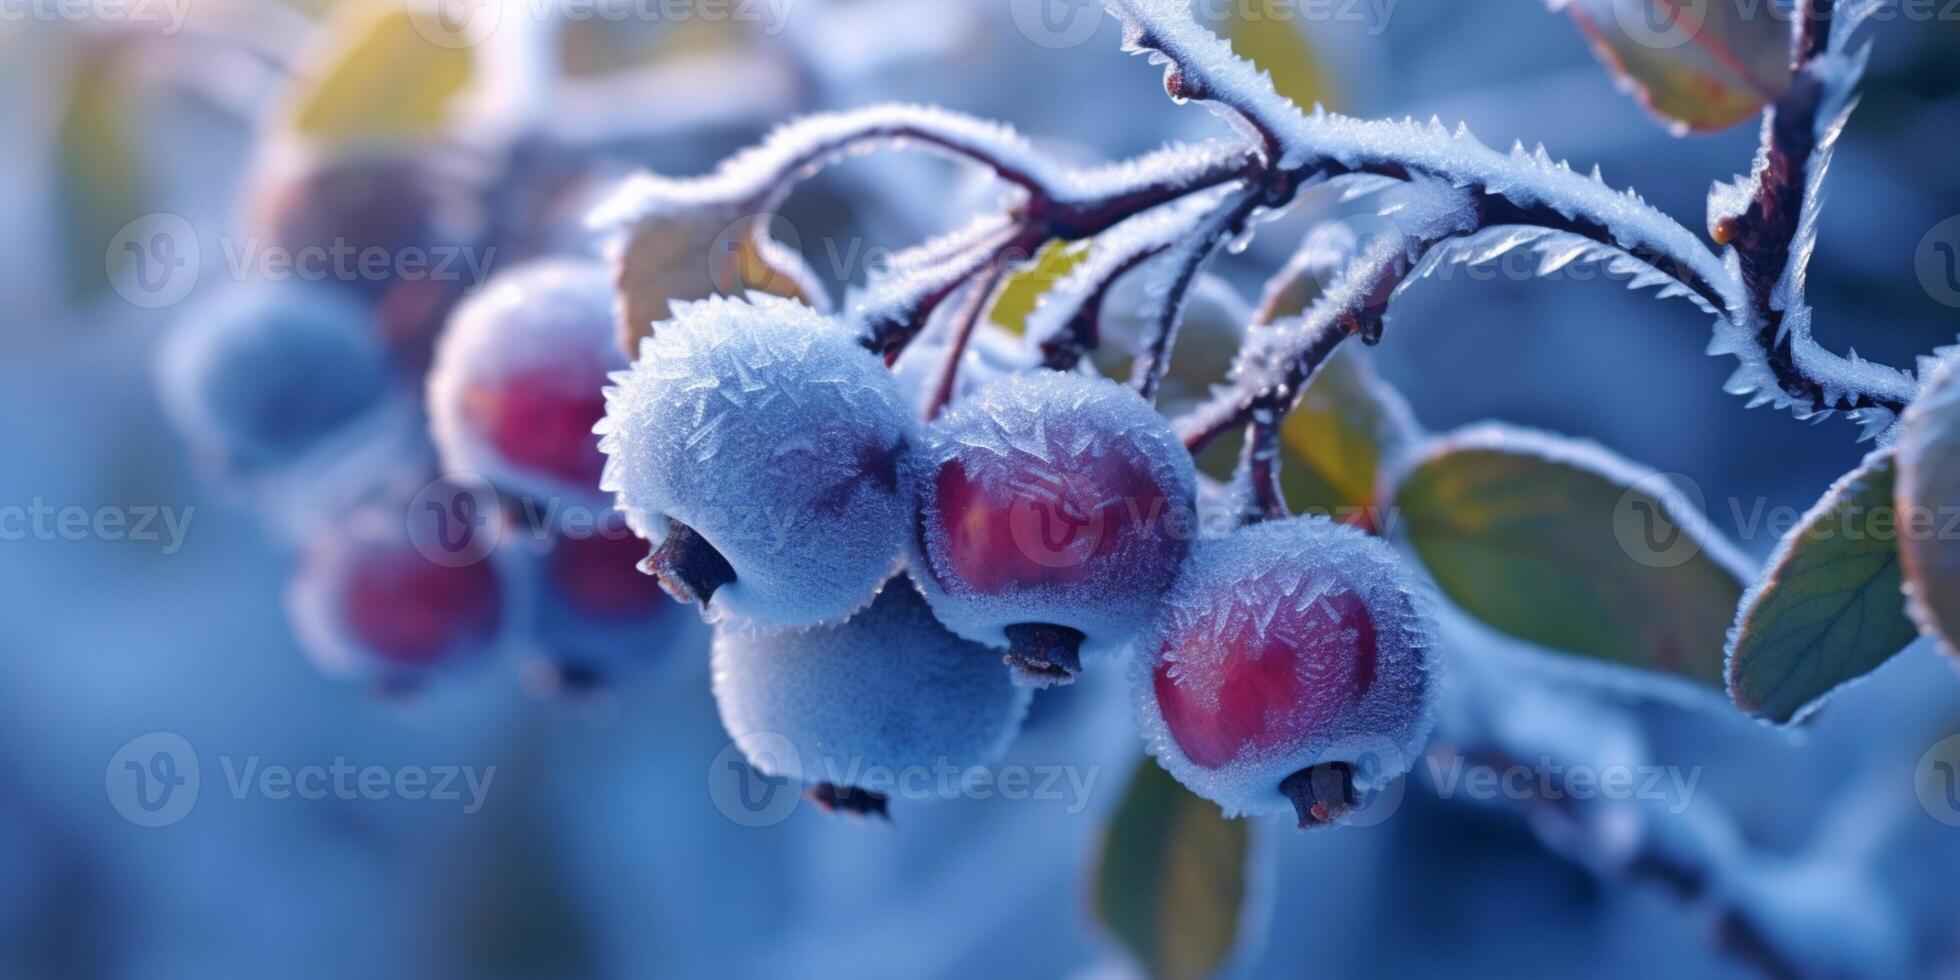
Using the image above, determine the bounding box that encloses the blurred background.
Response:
[2,1,1959,977]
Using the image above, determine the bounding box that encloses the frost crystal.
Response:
[1131,516,1436,819]
[712,578,1030,783]
[427,259,624,506]
[600,295,916,629]
[906,370,1198,656]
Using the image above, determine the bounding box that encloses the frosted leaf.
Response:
[906,371,1198,657]
[1131,516,1437,819]
[156,282,393,479]
[427,259,624,507]
[711,578,1031,784]
[601,295,916,629]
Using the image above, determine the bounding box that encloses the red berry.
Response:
[910,371,1196,685]
[1134,517,1434,824]
[287,490,511,690]
[429,260,624,506]
[463,366,611,490]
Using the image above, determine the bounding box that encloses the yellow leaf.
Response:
[987,239,1088,337]
[287,5,475,150]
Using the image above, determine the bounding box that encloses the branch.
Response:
[1132,185,1264,402]
[1708,0,1917,428]
[926,265,1007,419]
[1106,0,1916,431]
[1238,413,1289,523]
[1177,179,1477,452]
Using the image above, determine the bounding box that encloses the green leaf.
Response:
[1557,0,1794,133]
[1094,761,1250,980]
[1898,357,1960,659]
[55,43,148,306]
[1727,451,1919,724]
[1391,423,1749,686]
[1277,345,1419,531]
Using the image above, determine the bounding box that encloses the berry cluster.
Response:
[601,293,1437,822]
[159,173,694,698]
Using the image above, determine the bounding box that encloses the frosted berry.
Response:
[156,282,392,477]
[287,482,512,691]
[711,577,1030,817]
[246,154,487,368]
[600,295,915,630]
[520,512,695,693]
[907,371,1196,686]
[428,260,621,506]
[1132,516,1435,825]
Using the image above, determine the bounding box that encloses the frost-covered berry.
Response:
[520,513,695,693]
[1133,517,1435,825]
[712,577,1030,817]
[600,295,915,630]
[908,371,1196,686]
[428,260,621,506]
[287,483,512,691]
[156,282,392,476]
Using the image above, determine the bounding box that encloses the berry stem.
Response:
[1278,761,1357,829]
[1002,622,1085,688]
[639,518,736,608]
[925,265,1007,420]
[1240,413,1289,524]
[807,783,891,820]
[1132,186,1264,404]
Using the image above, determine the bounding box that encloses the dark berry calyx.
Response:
[640,519,736,607]
[1279,762,1358,829]
[806,783,890,820]
[1002,622,1085,687]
